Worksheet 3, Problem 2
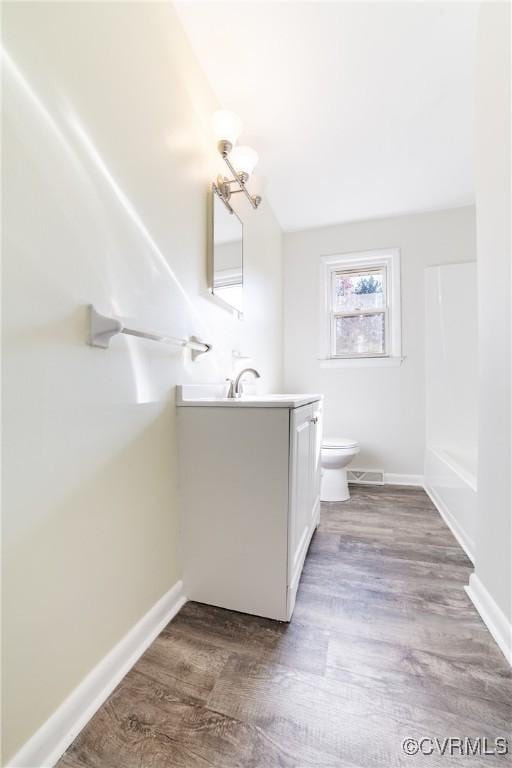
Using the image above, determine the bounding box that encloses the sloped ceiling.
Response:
[177,1,478,231]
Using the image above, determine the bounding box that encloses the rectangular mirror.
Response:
[209,189,243,315]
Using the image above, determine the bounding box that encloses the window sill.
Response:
[319,356,404,369]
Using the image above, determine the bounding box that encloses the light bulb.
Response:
[230,145,259,178]
[212,110,242,147]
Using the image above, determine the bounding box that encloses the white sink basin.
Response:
[176,385,322,409]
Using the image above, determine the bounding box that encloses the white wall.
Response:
[469,0,511,644]
[1,2,282,761]
[283,207,476,477]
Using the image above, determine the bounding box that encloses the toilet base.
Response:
[321,466,350,502]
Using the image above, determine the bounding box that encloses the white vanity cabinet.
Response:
[176,388,322,621]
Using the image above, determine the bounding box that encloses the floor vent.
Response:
[348,469,385,485]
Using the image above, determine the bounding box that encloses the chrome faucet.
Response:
[227,367,261,399]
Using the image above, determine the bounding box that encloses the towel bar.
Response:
[88,305,211,358]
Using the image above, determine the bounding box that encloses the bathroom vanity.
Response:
[176,385,323,621]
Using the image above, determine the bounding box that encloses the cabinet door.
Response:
[309,402,322,526]
[288,404,313,587]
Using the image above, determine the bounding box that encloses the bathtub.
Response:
[424,445,477,562]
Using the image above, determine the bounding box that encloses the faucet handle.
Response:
[225,378,235,399]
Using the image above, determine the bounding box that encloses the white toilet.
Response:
[321,438,360,502]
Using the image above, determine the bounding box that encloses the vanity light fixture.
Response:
[212,110,262,212]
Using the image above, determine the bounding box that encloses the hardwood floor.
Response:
[58,486,511,767]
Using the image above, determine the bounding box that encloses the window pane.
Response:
[335,313,385,356]
[334,271,384,312]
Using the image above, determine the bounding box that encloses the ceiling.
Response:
[176,2,478,232]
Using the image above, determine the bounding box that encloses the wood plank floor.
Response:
[58,486,511,768]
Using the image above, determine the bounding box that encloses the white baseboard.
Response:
[7,580,186,768]
[423,483,475,562]
[384,473,424,487]
[466,574,512,667]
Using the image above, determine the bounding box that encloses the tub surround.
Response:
[424,448,477,562]
[424,262,477,562]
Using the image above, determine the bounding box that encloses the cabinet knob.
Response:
[310,416,319,424]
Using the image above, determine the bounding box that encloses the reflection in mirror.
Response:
[211,191,243,314]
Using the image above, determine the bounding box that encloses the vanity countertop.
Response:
[176,385,322,409]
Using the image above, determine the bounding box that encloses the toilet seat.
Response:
[322,438,358,450]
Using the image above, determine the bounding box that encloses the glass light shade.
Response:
[212,110,242,146]
[230,145,259,177]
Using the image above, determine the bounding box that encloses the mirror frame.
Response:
[207,186,244,319]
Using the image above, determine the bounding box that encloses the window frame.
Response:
[319,248,402,367]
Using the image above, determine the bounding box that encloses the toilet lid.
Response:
[323,438,359,449]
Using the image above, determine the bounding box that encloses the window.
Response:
[332,267,387,357]
[320,249,402,367]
